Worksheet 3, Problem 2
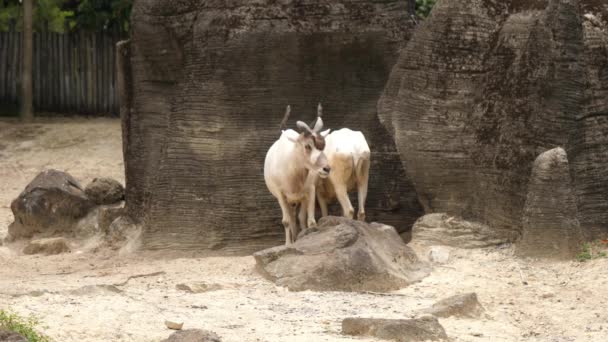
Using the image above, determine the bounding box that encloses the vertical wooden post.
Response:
[21,0,34,121]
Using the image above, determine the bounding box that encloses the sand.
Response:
[0,118,606,342]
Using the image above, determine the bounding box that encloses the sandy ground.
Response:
[0,118,607,342]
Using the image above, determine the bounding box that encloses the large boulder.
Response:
[342,315,448,341]
[516,148,584,259]
[119,0,422,253]
[412,213,516,248]
[253,217,430,292]
[378,0,608,241]
[8,169,94,241]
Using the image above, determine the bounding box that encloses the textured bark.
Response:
[516,148,583,259]
[379,0,608,240]
[124,0,420,252]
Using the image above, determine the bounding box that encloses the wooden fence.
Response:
[0,29,122,115]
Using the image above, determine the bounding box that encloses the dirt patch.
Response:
[0,118,607,341]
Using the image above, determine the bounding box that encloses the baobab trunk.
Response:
[121,0,422,253]
[21,0,33,122]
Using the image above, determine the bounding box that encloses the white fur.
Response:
[264,129,330,245]
[316,128,371,221]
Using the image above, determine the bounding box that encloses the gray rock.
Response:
[0,330,28,342]
[119,0,422,253]
[66,203,125,240]
[161,329,221,342]
[427,246,451,264]
[165,321,184,330]
[8,169,94,241]
[176,283,223,293]
[422,293,484,318]
[84,178,124,205]
[253,217,429,292]
[412,214,516,248]
[378,0,608,242]
[22,237,71,255]
[516,148,584,259]
[68,285,122,296]
[342,315,448,341]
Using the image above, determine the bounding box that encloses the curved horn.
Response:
[296,120,313,133]
[312,103,324,132]
[279,105,291,131]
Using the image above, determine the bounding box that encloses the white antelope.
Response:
[315,124,370,221]
[264,104,331,245]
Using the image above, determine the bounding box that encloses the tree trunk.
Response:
[122,0,422,253]
[21,0,34,122]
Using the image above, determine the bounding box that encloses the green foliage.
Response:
[416,0,437,18]
[0,0,132,33]
[71,0,132,33]
[0,309,51,342]
[576,240,608,262]
[0,0,73,32]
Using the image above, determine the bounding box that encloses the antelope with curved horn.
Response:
[264,104,331,245]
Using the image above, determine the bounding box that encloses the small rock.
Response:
[85,178,125,205]
[23,237,71,255]
[69,285,122,296]
[0,330,28,342]
[161,329,222,342]
[428,246,451,264]
[342,315,448,341]
[422,293,484,318]
[541,292,555,299]
[165,321,184,330]
[176,282,223,293]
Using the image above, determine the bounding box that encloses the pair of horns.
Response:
[280,103,324,133]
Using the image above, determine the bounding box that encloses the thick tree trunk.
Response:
[21,0,34,122]
[123,0,421,253]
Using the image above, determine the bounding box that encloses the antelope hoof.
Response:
[357,212,366,222]
[307,219,317,228]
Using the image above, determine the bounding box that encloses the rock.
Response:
[516,148,584,259]
[412,214,516,248]
[253,217,429,292]
[342,315,448,341]
[422,293,484,318]
[378,0,608,241]
[427,246,451,264]
[22,237,71,255]
[0,330,28,342]
[84,178,125,205]
[8,169,94,241]
[165,321,184,330]
[71,203,127,240]
[120,0,422,252]
[106,216,141,248]
[176,283,222,293]
[161,329,222,342]
[68,285,122,296]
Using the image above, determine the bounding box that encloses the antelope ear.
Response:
[312,117,324,133]
[320,129,331,138]
[282,130,300,142]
